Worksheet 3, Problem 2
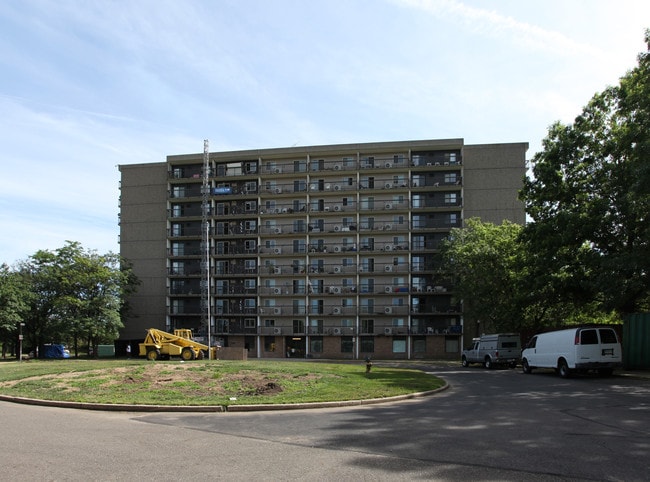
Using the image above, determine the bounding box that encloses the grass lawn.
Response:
[0,359,445,407]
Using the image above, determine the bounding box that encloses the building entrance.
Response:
[286,337,306,358]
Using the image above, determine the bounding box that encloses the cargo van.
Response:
[521,327,622,377]
[461,333,521,368]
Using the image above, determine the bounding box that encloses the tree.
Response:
[520,30,650,315]
[18,241,139,356]
[0,264,29,358]
[439,218,529,333]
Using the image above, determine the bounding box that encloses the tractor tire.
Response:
[146,348,160,361]
[181,347,195,361]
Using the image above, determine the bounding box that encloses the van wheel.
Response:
[484,357,493,369]
[522,359,532,374]
[461,357,469,367]
[558,359,571,378]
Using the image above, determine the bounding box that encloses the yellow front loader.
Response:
[138,328,209,361]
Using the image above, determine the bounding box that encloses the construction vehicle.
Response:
[139,328,209,361]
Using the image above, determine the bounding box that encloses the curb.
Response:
[0,381,449,413]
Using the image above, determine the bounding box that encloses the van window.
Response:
[580,329,598,345]
[599,328,618,344]
[526,336,537,349]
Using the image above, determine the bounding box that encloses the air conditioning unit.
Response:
[281,208,288,213]
[384,183,392,189]
[385,286,393,293]
[273,167,282,174]
[273,308,282,315]
[333,327,342,334]
[273,247,282,254]
[385,162,392,168]
[384,224,393,230]
[274,228,282,235]
[334,185,341,191]
[333,246,341,253]
[385,265,393,272]
[274,187,282,194]
[384,326,393,334]
[273,327,282,334]
[334,164,341,170]
[384,245,393,252]
[273,267,282,275]
[334,205,341,211]
[427,286,434,292]
[273,287,282,295]
[325,184,332,191]
[358,267,364,273]
[310,184,318,191]
[332,286,341,294]
[334,225,341,232]
[333,265,342,273]
[324,206,330,212]
[333,307,341,315]
[385,203,392,209]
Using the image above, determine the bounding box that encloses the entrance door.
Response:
[285,337,306,358]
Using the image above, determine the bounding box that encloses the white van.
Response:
[521,327,622,377]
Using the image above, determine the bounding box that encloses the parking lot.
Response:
[2,364,649,480]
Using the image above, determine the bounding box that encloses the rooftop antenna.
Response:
[202,139,211,359]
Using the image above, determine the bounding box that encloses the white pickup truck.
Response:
[461,333,521,369]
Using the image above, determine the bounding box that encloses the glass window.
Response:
[599,329,618,344]
[413,337,426,353]
[341,337,354,353]
[310,337,323,353]
[580,329,598,345]
[264,337,276,352]
[393,338,407,353]
[360,337,374,353]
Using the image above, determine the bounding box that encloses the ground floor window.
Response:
[264,336,276,352]
[392,337,407,353]
[360,337,374,353]
[413,336,426,353]
[310,336,323,353]
[445,336,459,353]
[341,336,354,353]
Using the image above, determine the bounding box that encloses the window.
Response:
[444,172,457,184]
[392,338,407,353]
[264,337,276,352]
[361,319,374,334]
[245,200,257,212]
[444,193,457,204]
[599,329,618,344]
[293,319,305,334]
[244,318,256,329]
[413,337,426,353]
[360,337,374,353]
[580,329,598,345]
[341,336,354,353]
[244,279,256,290]
[310,337,323,353]
[445,336,459,353]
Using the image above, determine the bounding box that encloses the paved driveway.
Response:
[2,365,648,481]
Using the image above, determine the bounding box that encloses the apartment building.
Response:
[118,138,527,360]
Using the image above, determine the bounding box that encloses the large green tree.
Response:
[521,31,650,315]
[0,264,30,358]
[439,218,529,333]
[18,241,139,356]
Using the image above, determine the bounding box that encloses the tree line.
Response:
[441,31,650,334]
[0,241,138,359]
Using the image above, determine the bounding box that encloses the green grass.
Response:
[0,359,444,406]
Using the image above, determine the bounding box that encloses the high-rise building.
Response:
[118,138,527,359]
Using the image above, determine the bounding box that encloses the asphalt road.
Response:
[2,365,649,481]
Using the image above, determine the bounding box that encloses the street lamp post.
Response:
[18,322,25,362]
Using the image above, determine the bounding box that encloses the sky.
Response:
[1,0,648,265]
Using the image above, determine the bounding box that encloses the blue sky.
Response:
[1,0,648,265]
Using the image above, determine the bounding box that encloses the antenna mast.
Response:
[202,139,211,359]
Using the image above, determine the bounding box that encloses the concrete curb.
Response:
[0,381,449,413]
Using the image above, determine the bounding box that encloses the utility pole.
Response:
[202,140,211,359]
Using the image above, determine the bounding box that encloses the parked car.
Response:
[43,344,71,359]
[521,326,622,377]
[461,333,521,368]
